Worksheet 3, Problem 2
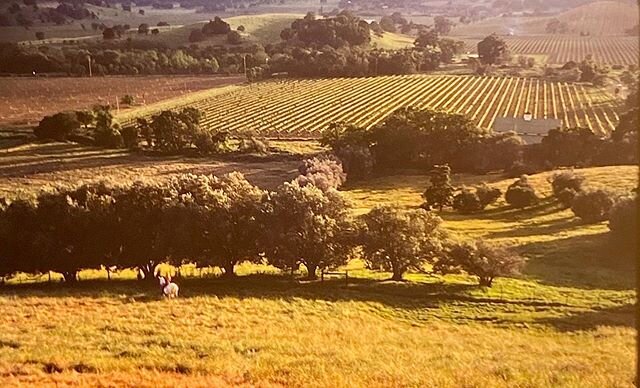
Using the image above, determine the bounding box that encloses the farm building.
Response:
[493,117,562,144]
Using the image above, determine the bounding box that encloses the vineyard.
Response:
[121,75,621,138]
[0,75,244,126]
[462,37,638,66]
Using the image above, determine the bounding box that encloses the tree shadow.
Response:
[471,198,561,222]
[517,232,636,290]
[536,304,636,332]
[0,274,575,313]
[485,214,583,239]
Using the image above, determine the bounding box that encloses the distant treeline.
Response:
[1,12,466,78]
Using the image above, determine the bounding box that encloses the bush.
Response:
[437,240,525,287]
[120,94,135,105]
[556,188,578,208]
[550,170,585,207]
[294,155,347,192]
[227,30,243,45]
[505,175,537,208]
[452,188,482,213]
[34,112,80,141]
[452,183,501,214]
[193,130,231,154]
[608,195,637,256]
[550,170,584,197]
[121,125,140,150]
[571,189,616,223]
[476,184,501,208]
[94,124,123,148]
[238,135,269,154]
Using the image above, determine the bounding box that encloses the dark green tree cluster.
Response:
[0,174,525,286]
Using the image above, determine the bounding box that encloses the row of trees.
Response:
[321,107,638,182]
[0,171,524,286]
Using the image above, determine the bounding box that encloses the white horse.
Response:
[158,276,179,298]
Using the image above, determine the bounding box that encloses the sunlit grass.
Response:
[0,165,636,386]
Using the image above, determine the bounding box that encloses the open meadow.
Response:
[0,162,636,386]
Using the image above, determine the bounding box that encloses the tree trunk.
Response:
[391,267,404,281]
[222,261,236,278]
[479,277,493,287]
[305,263,318,280]
[62,271,78,283]
[139,261,156,281]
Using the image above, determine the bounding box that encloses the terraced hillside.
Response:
[120,75,621,138]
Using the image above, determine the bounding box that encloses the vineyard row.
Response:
[120,75,621,139]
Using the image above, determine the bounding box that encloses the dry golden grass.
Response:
[0,276,634,387]
[0,147,636,387]
[0,142,307,199]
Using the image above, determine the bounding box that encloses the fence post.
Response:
[48,271,51,283]
[321,271,324,282]
[345,271,349,286]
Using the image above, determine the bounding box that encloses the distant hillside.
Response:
[450,0,638,37]
[552,1,639,35]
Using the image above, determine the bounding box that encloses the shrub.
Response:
[437,240,525,287]
[361,205,446,281]
[238,135,269,154]
[608,195,638,256]
[556,188,578,208]
[452,184,501,214]
[34,112,80,141]
[193,130,231,154]
[452,188,482,213]
[120,94,135,105]
[550,170,585,207]
[121,125,140,150]
[476,184,501,208]
[550,170,584,197]
[571,189,616,223]
[294,155,347,192]
[505,175,538,208]
[227,30,243,45]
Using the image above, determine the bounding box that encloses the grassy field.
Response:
[0,141,320,199]
[0,160,636,386]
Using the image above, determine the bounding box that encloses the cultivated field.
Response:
[462,36,639,66]
[0,165,636,386]
[0,75,244,127]
[120,75,621,138]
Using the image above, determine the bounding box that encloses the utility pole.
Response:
[243,54,248,82]
[88,55,92,77]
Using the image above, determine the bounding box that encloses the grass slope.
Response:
[0,165,636,386]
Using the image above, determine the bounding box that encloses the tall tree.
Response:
[361,205,445,281]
